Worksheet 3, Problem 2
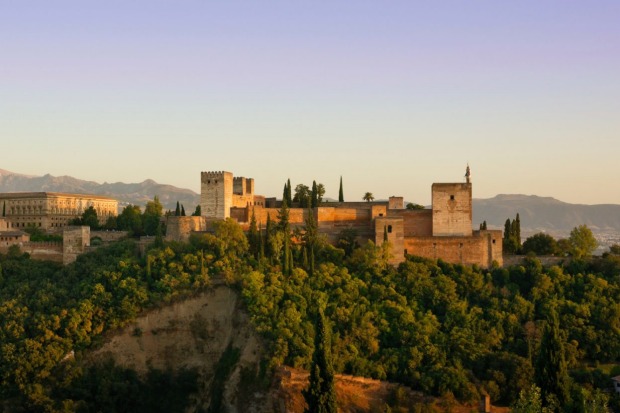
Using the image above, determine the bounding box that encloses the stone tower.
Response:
[200,171,233,219]
[431,182,473,237]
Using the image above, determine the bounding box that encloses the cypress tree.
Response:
[2,201,5,217]
[311,181,318,209]
[175,201,181,216]
[192,205,201,216]
[516,213,521,246]
[338,176,344,202]
[249,208,259,258]
[535,311,570,410]
[265,214,272,261]
[279,201,291,275]
[304,307,337,413]
[287,179,292,205]
[181,204,186,216]
[258,223,265,260]
[504,219,511,241]
[383,225,388,243]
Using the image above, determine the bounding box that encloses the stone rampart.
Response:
[90,230,129,243]
[388,209,433,237]
[166,216,207,242]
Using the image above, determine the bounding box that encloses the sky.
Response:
[1,1,619,205]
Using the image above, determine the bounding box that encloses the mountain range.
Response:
[2,169,619,235]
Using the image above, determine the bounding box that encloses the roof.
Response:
[0,231,28,237]
[612,376,620,382]
[0,192,117,201]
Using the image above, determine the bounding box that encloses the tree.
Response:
[175,202,181,217]
[609,244,620,255]
[522,233,558,256]
[294,184,311,208]
[338,177,344,202]
[181,205,186,216]
[2,201,5,217]
[479,220,487,230]
[503,215,521,254]
[406,203,425,210]
[304,308,337,413]
[81,206,100,229]
[316,183,325,204]
[511,385,551,413]
[535,311,570,410]
[363,192,374,203]
[248,209,259,259]
[568,225,597,259]
[117,205,143,235]
[192,205,201,216]
[143,196,163,236]
[311,181,318,209]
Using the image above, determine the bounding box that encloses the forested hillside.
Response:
[1,214,619,412]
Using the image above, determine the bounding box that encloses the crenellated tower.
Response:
[200,171,233,219]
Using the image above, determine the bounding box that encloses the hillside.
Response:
[89,286,508,413]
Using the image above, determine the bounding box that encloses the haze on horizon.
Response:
[1,1,619,206]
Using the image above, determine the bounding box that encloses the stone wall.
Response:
[90,230,129,243]
[388,209,433,237]
[63,226,90,265]
[375,217,405,265]
[404,231,502,268]
[432,183,472,237]
[166,216,207,242]
[388,196,404,210]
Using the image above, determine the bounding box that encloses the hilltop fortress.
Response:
[168,168,503,268]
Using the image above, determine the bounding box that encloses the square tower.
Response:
[431,183,472,237]
[201,171,234,219]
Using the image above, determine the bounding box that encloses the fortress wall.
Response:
[404,234,497,268]
[388,209,433,237]
[232,194,253,208]
[166,216,207,242]
[90,230,129,243]
[375,217,405,265]
[63,226,90,265]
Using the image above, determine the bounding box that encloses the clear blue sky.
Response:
[1,1,619,205]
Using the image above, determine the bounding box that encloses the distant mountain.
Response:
[474,194,620,234]
[0,169,200,211]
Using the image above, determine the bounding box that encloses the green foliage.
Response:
[406,203,425,210]
[143,196,163,236]
[511,385,551,413]
[522,233,559,256]
[503,215,522,254]
[181,205,186,216]
[363,192,374,202]
[304,308,337,413]
[535,311,570,410]
[70,206,100,229]
[24,226,63,242]
[192,205,201,216]
[117,205,143,236]
[294,184,311,208]
[175,201,181,216]
[338,176,344,203]
[568,225,598,259]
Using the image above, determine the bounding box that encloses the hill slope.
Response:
[473,194,620,233]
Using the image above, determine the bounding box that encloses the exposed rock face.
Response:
[91,286,266,412]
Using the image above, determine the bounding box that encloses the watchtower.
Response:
[200,171,233,219]
[431,182,473,237]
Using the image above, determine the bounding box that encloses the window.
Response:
[387,225,393,233]
[450,195,455,200]
[492,239,496,244]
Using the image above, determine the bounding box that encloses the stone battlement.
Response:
[201,171,233,183]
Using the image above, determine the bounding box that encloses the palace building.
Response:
[0,192,118,231]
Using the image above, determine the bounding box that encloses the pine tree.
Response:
[535,311,570,410]
[338,176,344,202]
[304,308,337,413]
[175,201,181,216]
[181,204,186,216]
